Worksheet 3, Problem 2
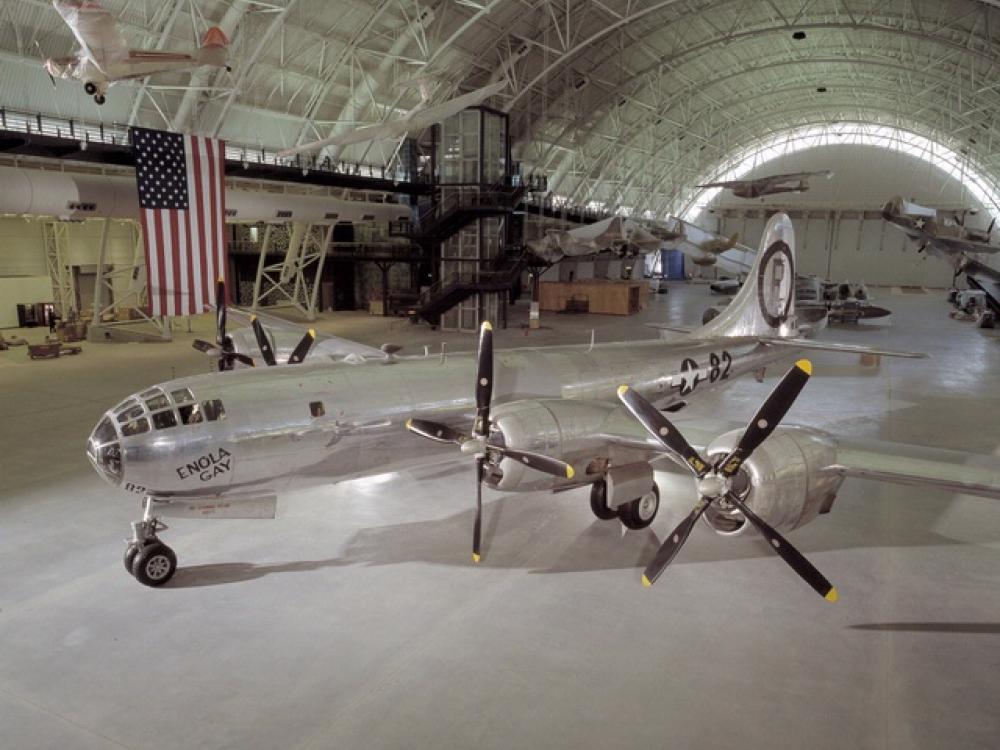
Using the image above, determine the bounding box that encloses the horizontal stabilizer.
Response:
[759,337,927,359]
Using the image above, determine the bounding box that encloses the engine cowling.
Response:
[701,426,844,536]
[486,399,619,492]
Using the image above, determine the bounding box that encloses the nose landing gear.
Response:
[125,498,177,586]
[83,81,107,104]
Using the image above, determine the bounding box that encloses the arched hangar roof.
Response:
[2,0,999,216]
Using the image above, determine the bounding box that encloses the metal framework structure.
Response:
[41,219,75,316]
[4,1,1000,224]
[250,221,334,319]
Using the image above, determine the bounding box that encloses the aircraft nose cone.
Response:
[87,415,123,486]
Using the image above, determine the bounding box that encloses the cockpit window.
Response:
[145,394,170,411]
[121,417,150,437]
[93,417,117,445]
[117,404,144,424]
[171,388,194,404]
[179,403,203,425]
[202,399,225,421]
[114,399,139,416]
[151,410,178,430]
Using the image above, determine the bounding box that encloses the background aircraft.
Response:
[697,170,833,199]
[278,80,507,157]
[882,196,1000,317]
[527,215,663,262]
[46,1,230,105]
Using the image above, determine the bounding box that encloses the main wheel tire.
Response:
[94,94,106,105]
[589,481,617,520]
[131,541,177,587]
[123,543,140,574]
[618,485,660,530]
[84,81,97,95]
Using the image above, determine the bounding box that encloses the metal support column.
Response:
[252,223,332,320]
[42,220,75,316]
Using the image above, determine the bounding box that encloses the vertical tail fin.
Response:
[695,213,797,339]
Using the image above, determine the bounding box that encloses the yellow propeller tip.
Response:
[565,466,575,480]
[404,418,412,430]
[641,575,652,587]
[617,384,629,396]
[825,587,839,602]
[795,358,813,375]
[481,321,493,332]
[472,553,481,564]
[217,276,225,283]
[308,329,316,338]
[250,315,257,322]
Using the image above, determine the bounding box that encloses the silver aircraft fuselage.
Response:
[88,337,792,499]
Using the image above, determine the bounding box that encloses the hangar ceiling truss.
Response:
[2,0,1000,216]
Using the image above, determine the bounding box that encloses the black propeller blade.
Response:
[191,278,254,370]
[404,320,574,564]
[617,360,836,601]
[250,316,277,366]
[288,329,316,364]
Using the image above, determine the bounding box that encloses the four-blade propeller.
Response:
[405,321,575,563]
[192,279,316,369]
[618,359,837,602]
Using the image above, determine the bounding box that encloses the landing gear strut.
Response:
[589,480,660,529]
[125,498,177,586]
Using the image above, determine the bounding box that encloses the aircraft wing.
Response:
[930,235,1000,256]
[696,179,745,189]
[55,1,129,68]
[280,81,507,156]
[830,439,1000,500]
[759,337,926,358]
[126,50,198,62]
[226,306,385,361]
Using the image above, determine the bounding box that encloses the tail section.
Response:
[198,27,228,67]
[695,213,797,339]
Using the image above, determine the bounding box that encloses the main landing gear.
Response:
[589,480,660,530]
[125,498,177,586]
[83,81,106,105]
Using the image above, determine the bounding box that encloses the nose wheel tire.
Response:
[589,480,618,520]
[84,81,97,95]
[130,541,177,587]
[618,485,660,530]
[123,543,140,573]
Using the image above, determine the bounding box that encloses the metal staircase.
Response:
[412,182,527,246]
[410,245,537,326]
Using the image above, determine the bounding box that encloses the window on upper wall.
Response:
[309,401,325,418]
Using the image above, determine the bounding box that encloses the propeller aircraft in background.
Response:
[698,170,834,199]
[87,215,1000,599]
[46,0,230,105]
[278,79,508,157]
[882,196,1000,318]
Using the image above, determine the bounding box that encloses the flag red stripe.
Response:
[139,209,155,316]
[169,209,182,315]
[155,211,168,316]
[205,137,221,297]
[216,139,227,290]
[191,135,209,307]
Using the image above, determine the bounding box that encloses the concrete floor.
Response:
[1,284,999,750]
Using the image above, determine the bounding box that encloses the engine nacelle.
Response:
[486,399,619,492]
[701,426,844,536]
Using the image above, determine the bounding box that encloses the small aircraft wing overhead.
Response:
[695,178,746,189]
[54,1,129,68]
[279,80,507,156]
[930,235,1000,256]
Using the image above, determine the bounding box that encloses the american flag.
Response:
[130,126,227,317]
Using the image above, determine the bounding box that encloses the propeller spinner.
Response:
[618,359,837,601]
[405,321,574,563]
